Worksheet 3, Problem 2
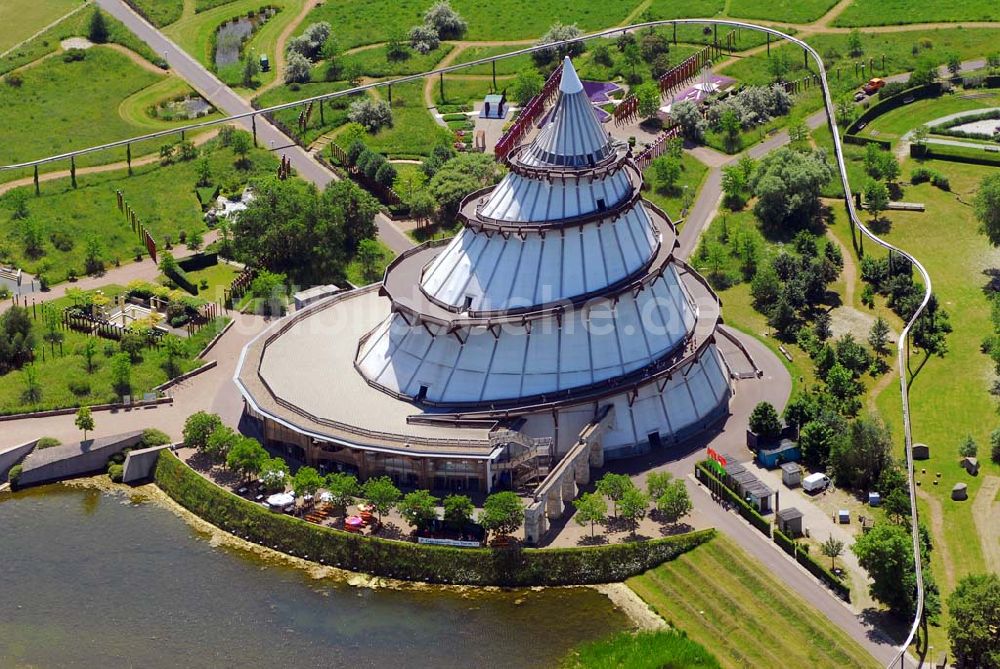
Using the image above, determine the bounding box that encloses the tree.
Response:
[259,456,289,492]
[618,487,650,536]
[654,479,692,525]
[645,471,675,500]
[480,491,524,539]
[975,173,1000,246]
[195,157,212,187]
[511,68,543,106]
[241,55,260,87]
[162,335,184,378]
[946,52,962,76]
[670,100,705,143]
[81,337,98,374]
[119,330,145,362]
[385,31,408,60]
[852,521,923,620]
[991,428,1000,465]
[908,58,938,86]
[7,188,29,220]
[428,153,502,223]
[830,414,894,490]
[767,48,790,82]
[291,466,324,498]
[21,363,41,404]
[752,148,832,232]
[814,311,832,341]
[443,494,474,530]
[799,415,845,468]
[573,492,607,539]
[847,28,863,57]
[324,472,359,511]
[348,98,393,132]
[947,573,1000,669]
[88,9,109,44]
[959,435,978,458]
[596,472,635,518]
[788,119,808,145]
[361,476,401,524]
[768,294,799,338]
[75,406,94,441]
[868,316,891,357]
[356,238,384,283]
[720,108,741,152]
[183,411,223,451]
[284,51,312,83]
[229,130,252,168]
[408,24,440,54]
[621,42,641,81]
[206,424,238,463]
[84,236,104,275]
[226,437,267,482]
[652,155,681,193]
[721,163,748,209]
[110,352,131,395]
[749,401,782,439]
[820,535,845,570]
[423,0,466,38]
[534,23,584,63]
[634,82,661,120]
[398,489,439,531]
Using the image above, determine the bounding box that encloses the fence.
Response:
[634,124,682,171]
[494,62,565,161]
[224,268,257,307]
[694,461,771,537]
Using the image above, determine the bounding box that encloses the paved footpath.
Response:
[94,0,415,256]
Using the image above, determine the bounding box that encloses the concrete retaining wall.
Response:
[122,444,176,483]
[0,439,37,482]
[16,431,144,487]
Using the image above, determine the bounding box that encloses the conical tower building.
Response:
[237,58,734,508]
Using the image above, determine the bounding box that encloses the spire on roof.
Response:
[559,56,583,94]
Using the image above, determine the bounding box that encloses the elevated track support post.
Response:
[33,166,39,196]
[70,156,76,189]
[126,143,132,175]
[251,115,257,147]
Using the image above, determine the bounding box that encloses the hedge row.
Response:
[772,526,797,556]
[694,462,771,538]
[843,82,944,149]
[164,263,198,295]
[178,252,219,273]
[154,451,715,586]
[912,142,1000,167]
[796,547,851,602]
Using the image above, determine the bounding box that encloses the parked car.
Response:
[802,472,831,493]
[863,77,885,95]
[854,90,867,102]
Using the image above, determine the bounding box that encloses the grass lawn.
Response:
[372,82,452,158]
[0,6,163,75]
[335,43,453,78]
[254,80,355,146]
[861,92,1000,146]
[0,0,82,54]
[644,0,725,20]
[117,75,224,132]
[834,0,1000,26]
[433,75,513,107]
[0,286,229,415]
[727,0,838,24]
[627,535,880,669]
[870,158,1000,647]
[183,262,240,298]
[128,0,184,27]
[0,141,277,284]
[0,47,163,167]
[163,0,304,93]
[297,0,641,49]
[449,45,535,76]
[641,150,708,222]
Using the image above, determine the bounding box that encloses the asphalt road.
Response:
[94,0,415,256]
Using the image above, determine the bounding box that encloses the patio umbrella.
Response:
[345,516,364,528]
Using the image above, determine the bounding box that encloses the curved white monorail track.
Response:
[0,20,927,667]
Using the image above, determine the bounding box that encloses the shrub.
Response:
[408,23,440,54]
[284,52,312,84]
[140,428,172,448]
[7,464,23,487]
[68,379,91,396]
[107,462,124,483]
[36,437,61,450]
[49,231,74,252]
[931,173,950,191]
[423,1,466,39]
[910,167,932,184]
[348,98,393,132]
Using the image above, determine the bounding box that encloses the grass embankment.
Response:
[154,449,716,585]
[0,286,228,415]
[372,81,452,158]
[296,0,640,49]
[0,0,82,54]
[561,629,721,669]
[726,0,838,23]
[336,44,453,78]
[0,141,277,283]
[869,158,1000,647]
[127,0,184,27]
[861,92,1000,146]
[833,0,1000,26]
[627,536,880,669]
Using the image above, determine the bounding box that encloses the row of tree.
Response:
[573,471,692,539]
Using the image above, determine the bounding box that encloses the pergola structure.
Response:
[236,58,734,496]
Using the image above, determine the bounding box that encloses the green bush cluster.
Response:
[7,463,23,487]
[796,547,851,602]
[35,437,61,450]
[910,166,950,190]
[155,451,713,585]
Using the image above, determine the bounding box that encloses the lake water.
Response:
[0,485,626,668]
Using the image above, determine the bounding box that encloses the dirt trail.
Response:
[0,129,220,197]
[255,0,320,98]
[826,227,856,307]
[972,475,1000,574]
[106,43,167,74]
[917,488,956,592]
[809,0,855,29]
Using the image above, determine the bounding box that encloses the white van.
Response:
[802,472,831,493]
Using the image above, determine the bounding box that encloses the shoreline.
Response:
[54,477,664,629]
